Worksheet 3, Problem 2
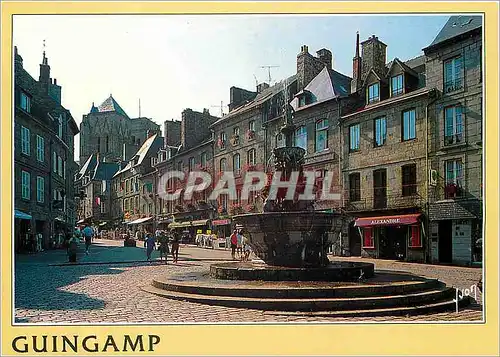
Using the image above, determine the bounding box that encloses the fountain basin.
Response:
[233,211,344,267]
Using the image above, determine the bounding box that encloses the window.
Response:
[294,126,307,151]
[57,116,63,138]
[58,156,63,177]
[247,149,256,166]
[299,96,306,107]
[53,152,57,173]
[445,105,463,145]
[188,157,195,171]
[402,109,416,141]
[276,133,285,148]
[248,121,255,132]
[409,225,421,248]
[374,117,387,147]
[233,153,241,174]
[36,135,44,162]
[177,161,183,172]
[63,160,66,179]
[36,176,44,203]
[363,228,375,248]
[367,83,380,103]
[349,124,360,151]
[200,152,207,167]
[20,92,31,112]
[220,158,227,172]
[97,137,101,151]
[101,201,106,214]
[126,180,130,193]
[444,56,463,92]
[391,74,404,96]
[315,119,329,152]
[445,159,464,198]
[149,203,153,214]
[21,170,30,200]
[135,196,139,210]
[402,164,417,196]
[21,126,30,155]
[106,136,109,152]
[219,132,227,149]
[349,173,361,202]
[233,127,240,137]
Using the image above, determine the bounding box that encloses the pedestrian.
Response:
[243,236,252,262]
[170,229,180,263]
[230,229,238,260]
[67,233,79,263]
[236,229,244,258]
[144,232,156,262]
[82,224,93,255]
[158,231,169,264]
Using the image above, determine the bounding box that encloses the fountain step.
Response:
[152,276,444,299]
[263,297,473,318]
[141,285,456,312]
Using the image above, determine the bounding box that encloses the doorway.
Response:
[438,220,453,263]
[378,226,406,260]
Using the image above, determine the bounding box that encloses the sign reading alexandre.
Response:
[355,214,421,227]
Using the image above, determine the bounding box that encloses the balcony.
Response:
[444,133,464,146]
[444,79,463,93]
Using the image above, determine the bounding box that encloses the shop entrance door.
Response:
[438,220,453,263]
[379,226,406,259]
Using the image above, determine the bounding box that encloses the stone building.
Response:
[154,109,218,238]
[14,47,79,252]
[110,133,163,232]
[423,15,483,265]
[79,95,160,165]
[74,153,119,227]
[340,33,435,262]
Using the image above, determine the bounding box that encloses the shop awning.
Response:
[354,214,421,227]
[14,210,32,220]
[212,219,231,226]
[128,217,153,225]
[191,219,209,226]
[168,221,192,229]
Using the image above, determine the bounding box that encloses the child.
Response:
[243,236,252,262]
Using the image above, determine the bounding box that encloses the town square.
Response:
[12,12,484,325]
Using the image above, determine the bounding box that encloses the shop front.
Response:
[14,209,32,253]
[354,213,424,262]
[168,219,210,243]
[212,219,232,239]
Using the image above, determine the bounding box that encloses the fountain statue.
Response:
[232,80,345,269]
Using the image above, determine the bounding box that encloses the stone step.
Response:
[263,297,473,318]
[152,278,444,299]
[141,285,456,312]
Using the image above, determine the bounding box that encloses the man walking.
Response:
[82,224,93,255]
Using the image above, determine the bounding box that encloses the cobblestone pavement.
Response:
[14,239,483,324]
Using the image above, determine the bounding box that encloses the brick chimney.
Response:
[297,44,330,91]
[39,51,50,93]
[316,48,332,69]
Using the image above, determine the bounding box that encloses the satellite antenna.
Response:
[259,65,280,84]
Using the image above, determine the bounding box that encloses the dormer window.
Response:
[391,74,404,97]
[367,83,380,103]
[20,91,31,113]
[297,91,315,108]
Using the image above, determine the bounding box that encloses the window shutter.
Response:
[410,225,421,247]
[363,227,374,248]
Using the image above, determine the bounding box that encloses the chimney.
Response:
[316,48,332,69]
[360,34,387,82]
[256,82,270,93]
[14,46,23,68]
[39,51,50,92]
[351,31,362,94]
[147,129,155,138]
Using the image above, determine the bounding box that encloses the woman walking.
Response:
[170,230,180,263]
[158,231,169,264]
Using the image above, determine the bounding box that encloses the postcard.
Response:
[1,1,499,356]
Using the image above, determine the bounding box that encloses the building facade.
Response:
[14,47,79,252]
[424,15,483,265]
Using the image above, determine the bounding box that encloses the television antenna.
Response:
[260,65,280,84]
[210,101,226,117]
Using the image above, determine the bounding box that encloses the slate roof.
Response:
[96,95,129,118]
[113,134,163,177]
[429,199,482,221]
[92,162,120,181]
[76,153,98,180]
[424,15,482,51]
[386,58,419,78]
[211,75,297,127]
[327,68,352,97]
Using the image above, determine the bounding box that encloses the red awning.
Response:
[354,214,421,227]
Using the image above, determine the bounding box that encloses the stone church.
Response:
[79,95,160,165]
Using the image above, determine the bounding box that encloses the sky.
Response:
[13,14,450,162]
